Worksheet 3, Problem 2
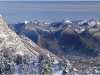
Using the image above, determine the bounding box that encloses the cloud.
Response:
[0,1,100,12]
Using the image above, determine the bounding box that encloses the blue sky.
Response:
[0,1,100,23]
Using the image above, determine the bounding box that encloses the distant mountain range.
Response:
[8,18,100,57]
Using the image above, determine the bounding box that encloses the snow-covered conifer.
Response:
[23,54,31,65]
[15,54,22,74]
[38,53,55,74]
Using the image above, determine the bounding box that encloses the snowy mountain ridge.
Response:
[16,18,100,34]
[0,15,36,56]
[0,15,60,59]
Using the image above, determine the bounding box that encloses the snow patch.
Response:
[24,21,29,24]
[62,18,72,23]
[75,28,85,34]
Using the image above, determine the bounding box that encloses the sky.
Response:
[0,1,100,24]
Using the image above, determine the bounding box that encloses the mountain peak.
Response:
[88,19,99,26]
[24,20,29,24]
[0,16,37,57]
[0,15,8,33]
[0,15,3,22]
[62,18,72,23]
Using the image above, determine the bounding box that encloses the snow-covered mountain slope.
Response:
[0,15,60,60]
[0,15,29,55]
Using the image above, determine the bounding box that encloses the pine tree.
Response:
[92,67,99,75]
[3,62,11,74]
[0,54,3,74]
[15,54,22,65]
[58,58,73,75]
[23,54,31,65]
[0,62,2,74]
[2,47,15,63]
[0,67,2,74]
[15,54,22,74]
[38,53,54,74]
